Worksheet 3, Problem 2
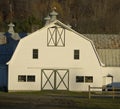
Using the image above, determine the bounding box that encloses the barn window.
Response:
[47,26,65,47]
[76,76,84,82]
[85,76,93,83]
[33,49,38,59]
[18,75,26,82]
[74,50,79,59]
[27,75,35,82]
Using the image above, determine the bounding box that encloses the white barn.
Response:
[7,19,106,91]
[7,10,120,92]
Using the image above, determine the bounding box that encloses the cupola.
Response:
[8,22,15,34]
[50,8,58,22]
[44,15,51,26]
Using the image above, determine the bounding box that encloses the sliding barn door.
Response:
[41,69,69,90]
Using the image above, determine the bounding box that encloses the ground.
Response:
[0,91,120,109]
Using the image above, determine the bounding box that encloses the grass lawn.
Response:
[74,98,120,109]
[0,91,120,109]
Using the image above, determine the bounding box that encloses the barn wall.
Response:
[69,67,103,91]
[8,67,103,91]
[8,23,103,91]
[8,65,41,91]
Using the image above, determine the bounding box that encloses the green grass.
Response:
[0,91,120,109]
[74,98,120,109]
[8,90,88,97]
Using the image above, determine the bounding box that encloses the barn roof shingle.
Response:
[84,34,120,49]
[97,49,120,67]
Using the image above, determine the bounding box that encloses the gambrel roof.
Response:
[84,34,120,67]
[0,20,120,67]
[84,34,120,49]
[97,49,120,67]
[8,20,103,66]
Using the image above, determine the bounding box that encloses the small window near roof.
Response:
[33,49,38,59]
[74,50,79,60]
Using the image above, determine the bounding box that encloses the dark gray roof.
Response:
[97,49,120,67]
[84,34,120,67]
[84,34,120,49]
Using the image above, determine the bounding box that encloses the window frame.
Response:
[18,75,26,82]
[27,75,35,82]
[74,49,80,60]
[85,76,93,83]
[76,76,84,83]
[47,27,65,47]
[33,49,38,59]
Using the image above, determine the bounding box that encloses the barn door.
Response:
[41,69,55,90]
[41,69,69,90]
[55,70,69,90]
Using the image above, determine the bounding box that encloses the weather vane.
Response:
[53,7,56,10]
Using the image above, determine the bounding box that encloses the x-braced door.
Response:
[41,69,69,90]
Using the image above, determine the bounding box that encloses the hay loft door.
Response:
[41,69,69,90]
[47,26,65,47]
